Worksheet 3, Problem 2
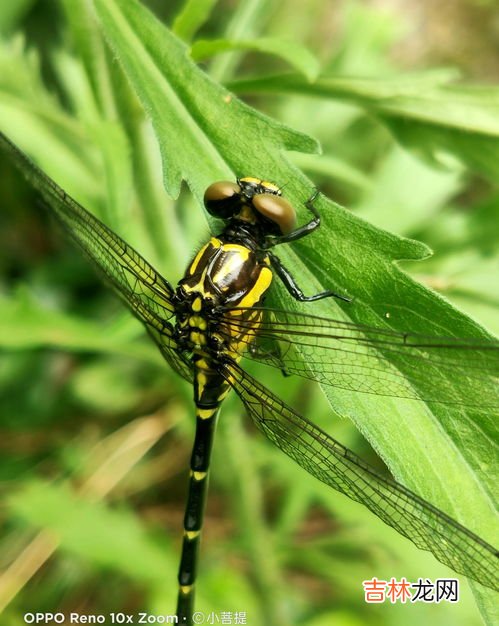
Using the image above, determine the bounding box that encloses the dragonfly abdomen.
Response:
[176,232,274,616]
[177,358,224,614]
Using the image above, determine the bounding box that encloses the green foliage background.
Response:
[0,1,498,625]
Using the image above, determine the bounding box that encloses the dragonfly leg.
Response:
[268,251,351,302]
[263,188,322,247]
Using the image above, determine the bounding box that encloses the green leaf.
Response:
[0,0,35,35]
[172,0,218,42]
[191,37,320,81]
[93,0,318,200]
[0,290,163,366]
[1,0,497,615]
[355,145,463,234]
[228,72,499,181]
[7,480,175,586]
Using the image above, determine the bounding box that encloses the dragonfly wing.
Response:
[0,132,193,382]
[0,131,175,324]
[222,359,499,590]
[220,308,499,406]
[146,325,193,383]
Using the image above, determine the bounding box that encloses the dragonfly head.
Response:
[203,177,297,236]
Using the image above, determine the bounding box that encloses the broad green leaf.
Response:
[191,37,320,81]
[93,0,318,200]
[228,72,499,181]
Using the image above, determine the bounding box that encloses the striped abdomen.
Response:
[176,236,273,616]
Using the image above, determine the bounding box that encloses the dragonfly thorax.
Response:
[173,235,273,358]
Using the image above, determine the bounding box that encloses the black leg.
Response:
[263,189,322,248]
[268,252,351,302]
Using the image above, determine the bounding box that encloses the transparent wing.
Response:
[0,131,192,383]
[147,325,193,383]
[218,307,499,406]
[223,359,499,590]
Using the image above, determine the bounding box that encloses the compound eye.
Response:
[252,193,296,234]
[204,181,241,218]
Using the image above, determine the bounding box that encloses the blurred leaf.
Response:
[0,289,162,365]
[228,72,499,181]
[57,3,134,232]
[230,67,462,96]
[355,145,463,234]
[7,480,174,585]
[0,38,103,212]
[69,358,157,412]
[291,152,372,192]
[191,37,320,81]
[59,0,116,116]
[403,192,499,334]
[0,0,36,35]
[172,0,218,42]
[331,0,403,76]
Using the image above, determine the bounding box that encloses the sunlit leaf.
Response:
[191,37,320,81]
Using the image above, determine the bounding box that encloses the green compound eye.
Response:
[203,180,241,218]
[252,192,296,235]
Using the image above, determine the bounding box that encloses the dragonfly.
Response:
[1,131,498,624]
